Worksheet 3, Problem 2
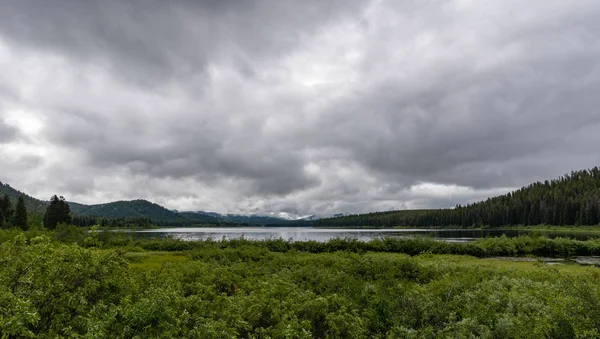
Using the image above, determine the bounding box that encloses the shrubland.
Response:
[1,228,600,338]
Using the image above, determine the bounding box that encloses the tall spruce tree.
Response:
[13,196,28,230]
[44,195,72,230]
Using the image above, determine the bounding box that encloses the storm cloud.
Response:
[1,0,599,216]
[0,119,18,143]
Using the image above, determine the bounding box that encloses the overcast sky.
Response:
[1,0,600,216]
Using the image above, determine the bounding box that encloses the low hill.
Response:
[315,167,600,228]
[0,182,234,226]
[0,182,48,214]
[220,214,297,225]
[68,200,189,225]
[177,211,222,224]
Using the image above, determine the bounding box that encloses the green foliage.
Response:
[316,167,600,228]
[82,225,103,248]
[0,234,130,338]
[27,212,44,230]
[52,223,85,243]
[82,232,600,258]
[13,196,28,230]
[43,195,72,230]
[2,230,600,338]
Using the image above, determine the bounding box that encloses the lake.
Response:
[134,227,600,243]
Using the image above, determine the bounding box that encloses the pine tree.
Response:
[0,194,11,222]
[44,195,59,229]
[0,209,4,229]
[60,196,72,225]
[13,196,28,230]
[44,195,72,230]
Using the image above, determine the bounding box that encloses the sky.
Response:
[1,0,600,217]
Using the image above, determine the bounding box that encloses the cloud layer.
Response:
[1,0,599,216]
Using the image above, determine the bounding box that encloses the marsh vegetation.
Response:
[2,228,600,338]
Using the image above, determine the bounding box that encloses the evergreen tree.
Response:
[0,209,4,229]
[13,196,28,230]
[0,194,11,222]
[44,195,72,230]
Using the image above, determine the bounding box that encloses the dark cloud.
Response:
[0,0,365,86]
[0,119,18,143]
[0,0,599,215]
[300,0,600,191]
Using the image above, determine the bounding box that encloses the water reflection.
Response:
[134,227,600,242]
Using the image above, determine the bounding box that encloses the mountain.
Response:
[68,200,189,225]
[183,211,313,226]
[177,211,222,224]
[0,182,48,214]
[315,167,600,228]
[0,181,301,226]
[0,181,278,226]
[274,212,315,221]
[221,214,294,225]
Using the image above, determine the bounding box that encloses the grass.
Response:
[418,253,589,274]
[124,248,593,275]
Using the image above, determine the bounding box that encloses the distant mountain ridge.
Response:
[177,211,221,224]
[183,211,312,225]
[0,182,48,214]
[0,181,312,226]
[0,182,201,224]
[68,199,189,224]
[6,167,600,228]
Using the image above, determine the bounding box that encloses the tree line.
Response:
[315,167,600,228]
[0,194,28,230]
[1,194,72,230]
[2,192,210,229]
[71,215,153,228]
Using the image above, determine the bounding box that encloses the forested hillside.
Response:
[315,167,600,228]
[68,200,189,225]
[0,182,47,213]
[177,211,222,224]
[180,211,313,226]
[217,213,310,226]
[0,181,310,227]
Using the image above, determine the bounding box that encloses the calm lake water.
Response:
[134,227,600,243]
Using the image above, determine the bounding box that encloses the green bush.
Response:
[2,230,600,338]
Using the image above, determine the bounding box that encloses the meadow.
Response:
[1,227,600,338]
